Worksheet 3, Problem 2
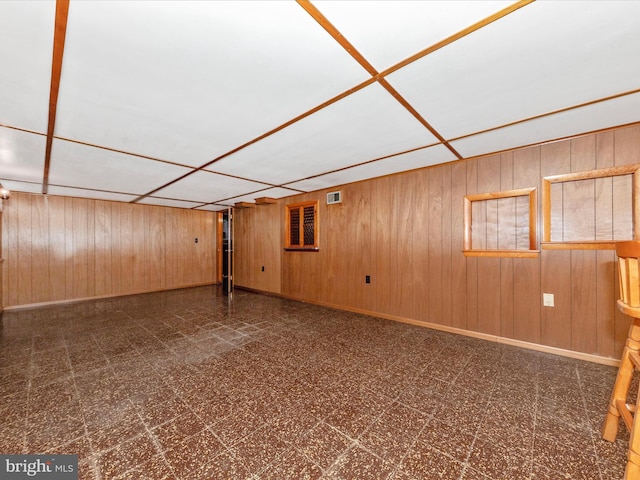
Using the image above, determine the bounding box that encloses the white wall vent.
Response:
[327,191,342,205]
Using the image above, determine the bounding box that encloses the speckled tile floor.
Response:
[0,286,631,479]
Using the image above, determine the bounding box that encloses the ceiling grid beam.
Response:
[42,0,70,195]
[297,0,463,160]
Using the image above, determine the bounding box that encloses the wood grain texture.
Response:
[397,174,414,319]
[477,155,502,336]
[499,152,515,338]
[595,132,616,358]
[412,169,430,323]
[428,168,443,325]
[511,146,541,343]
[2,194,216,308]
[5,124,640,361]
[441,165,453,328]
[466,159,479,332]
[450,161,467,329]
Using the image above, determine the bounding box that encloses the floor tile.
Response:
[0,285,629,479]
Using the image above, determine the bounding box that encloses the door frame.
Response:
[216,208,233,295]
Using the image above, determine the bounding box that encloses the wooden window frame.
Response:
[542,164,640,250]
[463,187,538,258]
[285,200,319,251]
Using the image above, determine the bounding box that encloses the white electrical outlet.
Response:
[543,293,555,307]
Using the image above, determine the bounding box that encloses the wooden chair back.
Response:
[616,241,640,315]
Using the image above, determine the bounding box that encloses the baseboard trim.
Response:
[3,282,219,311]
[236,285,620,367]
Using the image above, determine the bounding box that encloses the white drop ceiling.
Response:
[1,0,639,211]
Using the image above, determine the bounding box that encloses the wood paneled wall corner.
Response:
[233,201,282,295]
[233,124,640,361]
[2,193,217,309]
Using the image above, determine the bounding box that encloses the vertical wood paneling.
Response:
[119,203,134,294]
[450,162,467,329]
[540,141,571,348]
[596,131,616,358]
[441,165,453,327]
[48,196,66,301]
[512,147,541,344]
[86,201,96,298]
[466,160,478,331]
[2,194,216,308]
[234,127,640,358]
[427,168,444,325]
[612,126,640,355]
[233,209,249,288]
[94,200,111,296]
[570,136,598,353]
[63,197,74,298]
[148,206,165,291]
[372,177,397,316]
[72,198,89,299]
[412,169,429,323]
[234,203,282,295]
[398,174,414,319]
[347,182,371,310]
[477,155,502,335]
[325,194,348,306]
[6,123,639,362]
[499,152,514,338]
[32,195,50,303]
[132,205,145,291]
[597,250,616,357]
[164,208,181,289]
[18,194,33,305]
[110,201,123,294]
[572,250,598,353]
[540,250,572,349]
[614,124,640,166]
[565,137,596,241]
[4,199,18,307]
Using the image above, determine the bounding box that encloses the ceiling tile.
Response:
[211,82,439,185]
[0,1,54,132]
[55,0,370,166]
[48,139,192,195]
[285,144,455,192]
[0,180,42,195]
[0,128,46,184]
[387,1,640,140]
[451,93,640,158]
[137,197,205,209]
[151,170,269,204]
[45,187,138,203]
[194,204,230,212]
[314,0,514,72]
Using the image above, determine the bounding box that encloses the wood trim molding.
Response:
[463,187,537,257]
[43,0,70,195]
[236,286,620,367]
[296,0,463,160]
[542,164,640,247]
[2,282,218,312]
[255,197,278,205]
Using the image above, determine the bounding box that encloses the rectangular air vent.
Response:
[327,191,341,205]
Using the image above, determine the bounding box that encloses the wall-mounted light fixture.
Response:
[0,183,11,200]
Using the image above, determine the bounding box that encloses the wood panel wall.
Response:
[2,194,217,308]
[233,204,282,294]
[234,124,640,361]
